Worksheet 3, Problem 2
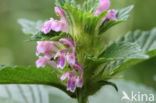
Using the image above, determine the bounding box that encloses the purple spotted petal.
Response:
[67,53,76,65]
[95,0,110,16]
[36,56,50,68]
[67,76,77,92]
[57,55,66,69]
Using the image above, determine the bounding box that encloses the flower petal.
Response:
[95,0,110,16]
[36,41,59,58]
[67,53,76,65]
[40,18,54,34]
[59,38,75,50]
[57,55,66,69]
[61,72,70,80]
[55,6,66,21]
[36,56,49,68]
[102,9,118,22]
[76,76,83,88]
[67,76,76,92]
[71,63,83,71]
[51,20,65,32]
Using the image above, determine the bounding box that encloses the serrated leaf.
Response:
[90,41,148,62]
[0,66,59,84]
[102,28,156,78]
[117,5,134,20]
[120,28,156,54]
[28,31,70,41]
[0,66,75,98]
[18,19,44,35]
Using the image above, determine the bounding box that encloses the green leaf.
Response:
[98,80,118,92]
[90,41,148,62]
[55,0,78,8]
[99,5,134,34]
[64,5,107,36]
[18,19,44,35]
[0,66,75,98]
[117,5,134,20]
[99,20,123,34]
[28,31,70,41]
[120,28,156,54]
[82,0,99,13]
[103,28,156,78]
[0,66,59,84]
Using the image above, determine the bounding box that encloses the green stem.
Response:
[77,96,88,103]
[76,89,89,103]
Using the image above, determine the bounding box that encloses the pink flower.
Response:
[61,63,83,92]
[54,38,76,69]
[95,0,110,16]
[40,18,54,34]
[36,56,57,68]
[40,7,68,34]
[95,0,118,22]
[35,38,83,93]
[36,38,76,69]
[55,6,66,21]
[102,9,118,22]
[36,41,60,58]
[107,10,118,20]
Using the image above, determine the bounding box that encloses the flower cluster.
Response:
[36,38,83,92]
[36,0,117,92]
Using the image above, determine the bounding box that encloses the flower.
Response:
[55,6,66,21]
[54,38,76,69]
[95,0,118,22]
[36,41,60,58]
[61,63,83,92]
[36,39,83,92]
[36,56,57,68]
[36,38,76,69]
[40,7,68,34]
[94,0,110,16]
[102,9,118,22]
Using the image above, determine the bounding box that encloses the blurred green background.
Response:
[0,0,155,91]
